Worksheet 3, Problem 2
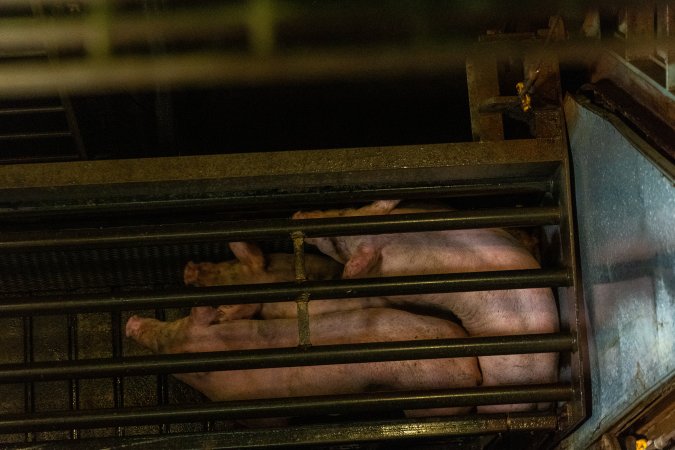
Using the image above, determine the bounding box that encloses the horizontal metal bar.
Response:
[0,140,563,203]
[0,6,248,52]
[0,333,575,383]
[0,38,666,96]
[0,131,70,140]
[0,154,79,165]
[0,384,572,433]
[0,179,552,221]
[0,206,560,251]
[0,268,571,316]
[0,49,462,96]
[0,106,64,115]
[4,413,558,449]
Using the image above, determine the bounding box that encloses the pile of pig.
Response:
[126,200,559,418]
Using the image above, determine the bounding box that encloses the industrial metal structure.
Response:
[0,1,672,449]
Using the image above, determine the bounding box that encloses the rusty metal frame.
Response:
[0,26,588,450]
[0,134,584,446]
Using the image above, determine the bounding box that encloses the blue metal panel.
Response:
[560,95,675,448]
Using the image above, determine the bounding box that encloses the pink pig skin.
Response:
[125,307,481,419]
[293,200,559,413]
[184,242,387,320]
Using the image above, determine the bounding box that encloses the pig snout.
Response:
[184,261,200,285]
[125,315,170,354]
[125,315,145,339]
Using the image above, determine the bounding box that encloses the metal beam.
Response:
[0,333,575,382]
[0,268,571,316]
[0,384,572,432]
[0,207,560,251]
[2,413,559,448]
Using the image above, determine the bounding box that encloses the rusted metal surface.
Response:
[291,231,311,347]
[582,79,675,166]
[592,3,675,129]
[3,413,558,449]
[656,4,675,93]
[622,5,656,61]
[0,139,562,193]
[466,53,504,141]
[0,385,573,433]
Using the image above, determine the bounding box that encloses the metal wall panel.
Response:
[560,95,675,449]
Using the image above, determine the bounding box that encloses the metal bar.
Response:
[0,155,78,165]
[0,333,575,382]
[110,311,124,438]
[0,206,560,252]
[292,231,311,348]
[0,131,71,140]
[2,413,559,449]
[624,4,656,60]
[0,49,465,96]
[662,4,675,91]
[466,52,504,141]
[0,106,64,115]
[0,139,562,195]
[59,92,87,160]
[22,316,35,443]
[67,314,79,440]
[28,0,88,163]
[0,38,671,96]
[0,384,572,433]
[0,180,552,221]
[154,309,169,435]
[0,4,250,52]
[0,268,571,316]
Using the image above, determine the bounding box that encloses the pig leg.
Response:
[126,308,481,417]
[185,243,360,320]
[292,200,401,220]
[477,352,558,413]
[185,242,386,319]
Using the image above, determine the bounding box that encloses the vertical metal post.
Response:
[155,309,170,434]
[67,314,80,440]
[466,53,504,141]
[86,0,112,60]
[249,0,275,56]
[292,231,311,348]
[624,4,655,61]
[111,311,125,438]
[657,3,674,92]
[23,316,35,443]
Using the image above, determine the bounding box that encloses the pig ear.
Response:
[342,243,379,278]
[362,200,400,215]
[229,242,266,270]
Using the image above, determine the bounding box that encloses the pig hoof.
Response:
[184,261,200,285]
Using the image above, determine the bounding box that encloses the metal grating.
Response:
[0,14,590,445]
[0,134,587,449]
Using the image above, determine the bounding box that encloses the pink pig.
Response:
[184,242,387,320]
[125,306,481,419]
[293,200,559,413]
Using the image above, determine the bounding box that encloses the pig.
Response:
[293,200,559,413]
[184,242,387,321]
[125,306,482,420]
